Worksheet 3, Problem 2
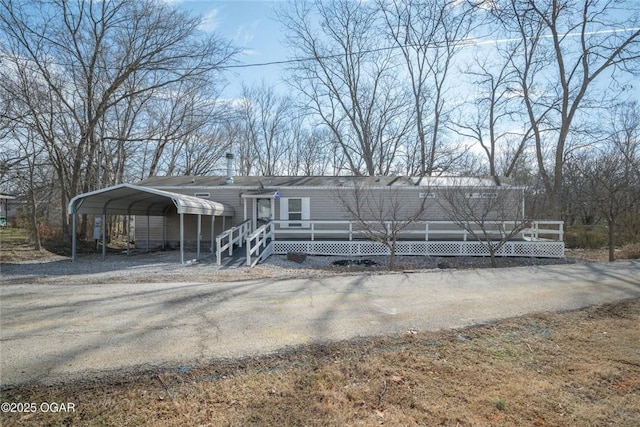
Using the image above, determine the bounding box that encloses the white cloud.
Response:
[235,20,261,46]
[198,9,220,33]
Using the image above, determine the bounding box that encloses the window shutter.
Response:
[301,198,310,228]
[280,198,290,228]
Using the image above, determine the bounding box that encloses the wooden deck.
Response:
[215,219,565,266]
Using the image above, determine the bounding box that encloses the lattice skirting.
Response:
[271,240,565,258]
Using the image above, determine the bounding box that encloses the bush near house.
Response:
[564,224,609,249]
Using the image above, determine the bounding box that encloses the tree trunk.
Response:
[28,190,41,251]
[608,219,616,262]
[80,214,89,241]
[388,241,396,269]
[60,187,71,243]
[489,246,497,268]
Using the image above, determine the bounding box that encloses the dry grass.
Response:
[619,243,640,260]
[2,299,639,427]
[0,228,67,262]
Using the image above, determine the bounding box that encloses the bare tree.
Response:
[0,0,237,239]
[490,0,640,218]
[181,128,233,176]
[379,0,477,176]
[570,102,640,261]
[453,49,533,178]
[0,85,24,190]
[279,0,413,176]
[291,125,334,176]
[333,180,429,268]
[4,126,55,250]
[437,179,530,267]
[610,101,640,175]
[235,83,293,176]
[572,151,637,261]
[220,118,254,177]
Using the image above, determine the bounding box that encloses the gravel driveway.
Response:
[1,258,638,389]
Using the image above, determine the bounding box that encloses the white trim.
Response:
[241,191,280,198]
[280,197,310,228]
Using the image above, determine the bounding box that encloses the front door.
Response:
[255,198,272,228]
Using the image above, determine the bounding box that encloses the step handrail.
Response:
[216,219,251,265]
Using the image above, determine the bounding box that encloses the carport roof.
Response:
[68,183,234,216]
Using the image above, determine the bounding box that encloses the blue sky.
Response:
[174,1,640,105]
[175,1,288,97]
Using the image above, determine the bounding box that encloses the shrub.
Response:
[38,221,61,242]
[618,211,640,245]
[618,243,640,260]
[564,225,608,249]
[10,214,62,244]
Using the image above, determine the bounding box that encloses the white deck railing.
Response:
[213,219,565,267]
[216,219,250,265]
[246,222,273,267]
[269,219,563,242]
[521,221,564,241]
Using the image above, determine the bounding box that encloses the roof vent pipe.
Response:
[225,153,234,184]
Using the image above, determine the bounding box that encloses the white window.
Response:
[280,197,310,228]
[194,192,210,199]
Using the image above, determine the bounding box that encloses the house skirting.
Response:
[270,240,565,258]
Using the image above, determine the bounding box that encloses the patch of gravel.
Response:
[0,249,576,286]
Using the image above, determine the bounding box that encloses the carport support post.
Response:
[180,212,185,264]
[126,213,131,256]
[102,208,107,260]
[146,215,150,253]
[71,212,77,262]
[162,216,167,250]
[210,215,219,256]
[197,214,202,260]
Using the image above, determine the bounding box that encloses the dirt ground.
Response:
[0,299,638,426]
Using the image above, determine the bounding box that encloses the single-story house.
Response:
[68,161,564,264]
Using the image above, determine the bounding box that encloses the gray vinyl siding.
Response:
[134,188,241,250]
[282,187,521,222]
[134,214,230,250]
[133,184,522,248]
[134,216,164,247]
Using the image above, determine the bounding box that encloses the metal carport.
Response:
[67,183,234,264]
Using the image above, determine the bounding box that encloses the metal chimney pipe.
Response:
[225,153,234,184]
